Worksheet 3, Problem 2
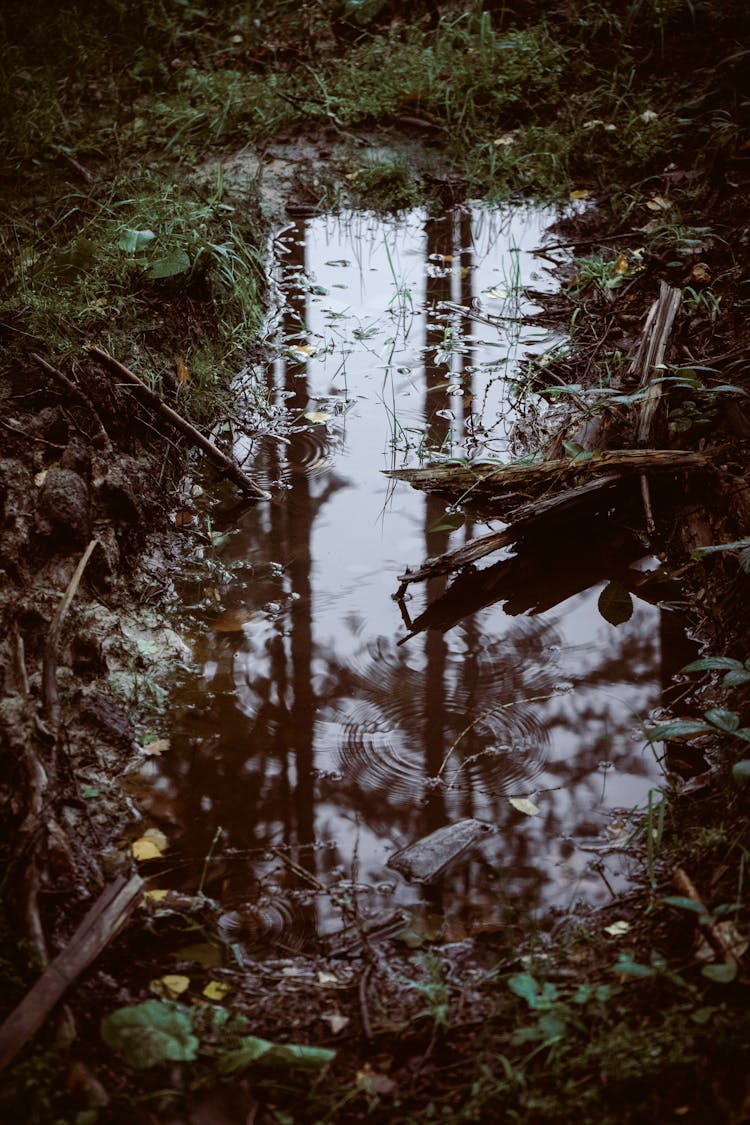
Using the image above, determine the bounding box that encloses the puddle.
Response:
[130,205,695,954]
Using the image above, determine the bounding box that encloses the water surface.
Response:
[131,205,692,953]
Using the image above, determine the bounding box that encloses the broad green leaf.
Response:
[147,250,191,279]
[613,953,655,978]
[597,580,633,626]
[647,719,710,741]
[507,973,539,1006]
[218,1035,335,1075]
[118,227,156,254]
[661,896,708,915]
[704,708,740,733]
[701,963,737,984]
[429,511,465,533]
[723,669,750,686]
[101,1000,199,1069]
[731,760,750,784]
[538,1013,567,1042]
[681,657,743,674]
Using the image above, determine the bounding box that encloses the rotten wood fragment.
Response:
[628,282,682,530]
[385,449,706,506]
[85,346,271,501]
[387,819,496,884]
[0,872,144,1072]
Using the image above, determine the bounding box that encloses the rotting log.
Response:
[392,450,707,592]
[386,449,707,506]
[84,346,271,501]
[0,873,144,1072]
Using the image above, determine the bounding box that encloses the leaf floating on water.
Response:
[598,579,633,626]
[209,607,257,633]
[150,974,190,1000]
[303,411,330,424]
[429,511,465,533]
[508,796,540,817]
[203,980,231,1001]
[101,1000,199,1069]
[387,818,495,884]
[290,343,316,358]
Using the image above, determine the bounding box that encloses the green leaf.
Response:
[692,538,750,559]
[701,963,737,984]
[661,896,708,915]
[723,669,750,686]
[507,973,539,1006]
[147,249,191,279]
[647,719,710,741]
[704,708,740,733]
[731,760,750,785]
[429,511,465,533]
[537,1013,567,1042]
[597,580,633,626]
[218,1035,335,1075]
[118,227,156,254]
[101,1000,199,1069]
[681,657,743,674]
[613,953,656,978]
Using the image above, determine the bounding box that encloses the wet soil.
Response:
[3,134,750,1123]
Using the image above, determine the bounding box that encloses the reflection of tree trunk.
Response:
[283,223,317,855]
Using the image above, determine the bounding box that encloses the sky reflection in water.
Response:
[138,205,692,950]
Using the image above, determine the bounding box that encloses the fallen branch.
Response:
[85,346,271,501]
[385,449,706,508]
[396,474,621,590]
[30,354,112,451]
[673,867,740,967]
[0,873,144,1072]
[43,538,100,750]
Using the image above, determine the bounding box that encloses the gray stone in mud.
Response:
[38,467,90,543]
[387,818,497,885]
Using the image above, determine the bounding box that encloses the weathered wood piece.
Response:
[628,282,683,530]
[387,819,496,884]
[0,873,144,1072]
[385,449,706,506]
[85,346,271,501]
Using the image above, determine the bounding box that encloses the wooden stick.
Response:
[43,539,99,747]
[628,283,682,532]
[30,354,112,451]
[672,867,739,966]
[0,873,144,1072]
[84,346,271,501]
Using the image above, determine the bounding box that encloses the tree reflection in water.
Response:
[129,205,688,951]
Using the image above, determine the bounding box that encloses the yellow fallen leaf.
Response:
[132,826,168,860]
[508,796,540,816]
[203,980,231,1001]
[493,132,516,146]
[34,470,48,487]
[303,411,330,424]
[142,888,170,904]
[646,195,671,211]
[290,343,316,358]
[569,189,590,200]
[150,974,190,999]
[132,838,163,861]
[614,251,629,274]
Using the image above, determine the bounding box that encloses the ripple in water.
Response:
[319,621,558,803]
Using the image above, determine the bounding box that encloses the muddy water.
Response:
[134,206,694,953]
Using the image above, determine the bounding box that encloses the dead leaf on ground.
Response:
[142,738,170,757]
[290,343,316,358]
[303,411,330,424]
[132,826,168,861]
[150,974,190,999]
[614,251,629,274]
[355,1066,397,1097]
[203,980,231,1001]
[176,357,190,387]
[569,189,590,200]
[322,1012,349,1034]
[604,920,631,937]
[209,607,257,633]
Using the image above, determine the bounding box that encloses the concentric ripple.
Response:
[318,620,560,804]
